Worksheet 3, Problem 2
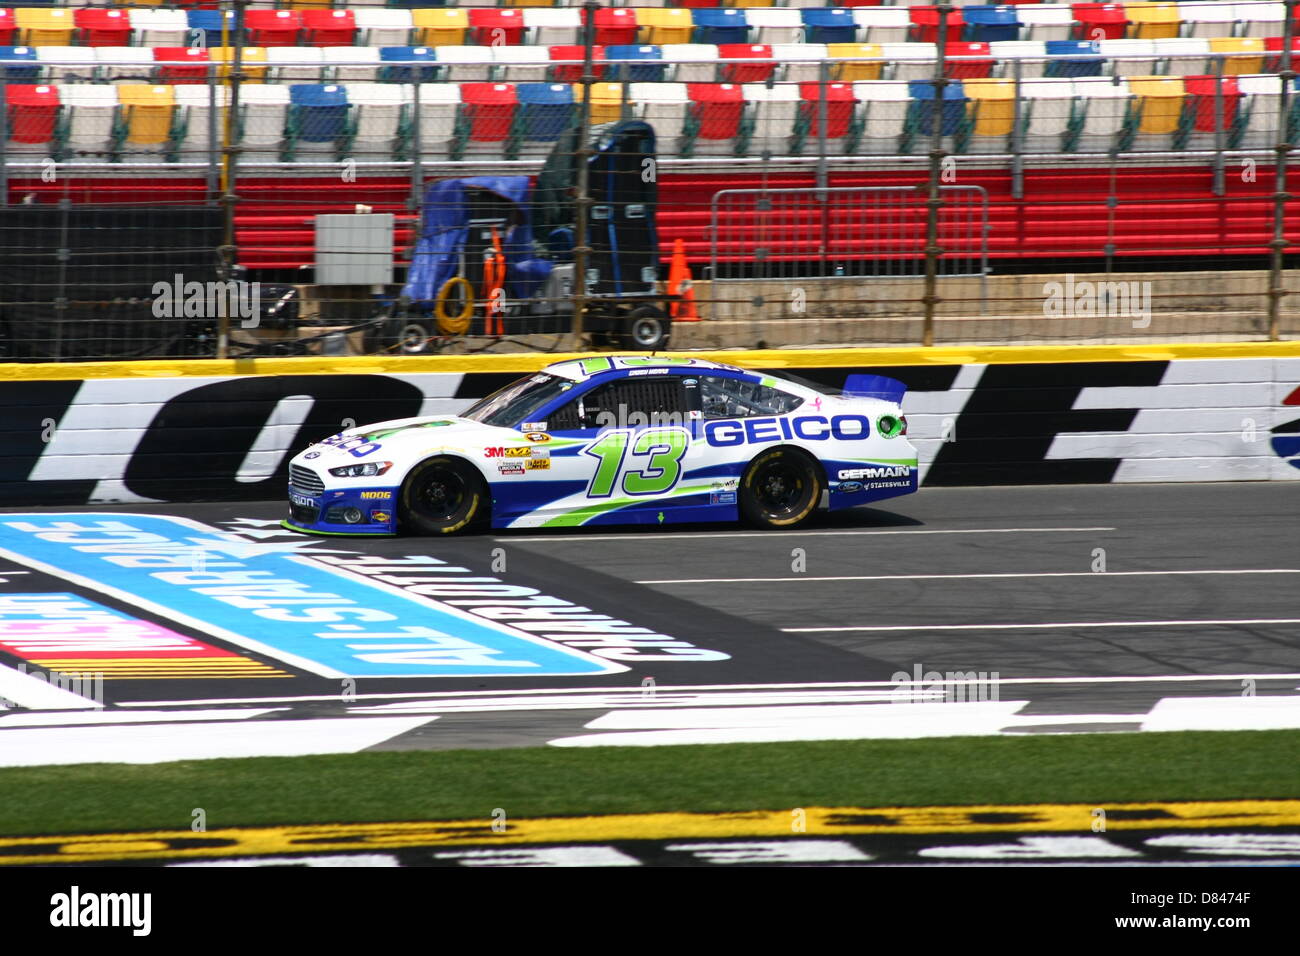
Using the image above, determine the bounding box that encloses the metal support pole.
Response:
[571,0,599,342]
[410,77,423,213]
[0,75,9,206]
[816,59,829,191]
[1212,55,1225,197]
[1010,58,1024,200]
[206,65,219,202]
[218,0,247,359]
[921,3,952,347]
[1267,0,1296,341]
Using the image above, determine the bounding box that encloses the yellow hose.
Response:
[434,276,474,336]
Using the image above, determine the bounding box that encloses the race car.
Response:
[283,355,918,536]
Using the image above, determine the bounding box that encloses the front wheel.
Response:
[399,456,487,535]
[739,448,823,529]
[620,306,672,350]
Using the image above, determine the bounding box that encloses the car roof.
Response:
[542,355,751,383]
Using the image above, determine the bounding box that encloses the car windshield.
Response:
[459,373,575,428]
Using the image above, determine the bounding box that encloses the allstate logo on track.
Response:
[1272,385,1300,471]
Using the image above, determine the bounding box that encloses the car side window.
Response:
[699,376,804,420]
[548,377,689,431]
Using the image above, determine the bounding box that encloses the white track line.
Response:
[786,618,1300,633]
[495,526,1116,543]
[639,569,1300,585]
[0,663,101,711]
[117,673,1300,708]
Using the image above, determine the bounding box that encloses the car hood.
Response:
[294,415,522,466]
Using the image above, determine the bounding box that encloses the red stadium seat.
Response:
[1072,3,1128,41]
[245,10,302,48]
[0,9,13,46]
[469,9,525,48]
[1264,36,1300,73]
[590,9,639,47]
[688,82,744,140]
[74,9,132,48]
[302,10,357,48]
[718,44,775,84]
[909,7,964,44]
[5,83,59,144]
[548,45,605,84]
[945,41,995,79]
[460,82,518,143]
[154,47,210,85]
[799,81,856,139]
[1184,75,1241,132]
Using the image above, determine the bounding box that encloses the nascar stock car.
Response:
[283,356,918,536]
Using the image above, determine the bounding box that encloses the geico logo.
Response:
[484,447,533,458]
[359,491,392,499]
[705,415,872,447]
[838,466,911,480]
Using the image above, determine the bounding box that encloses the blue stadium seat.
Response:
[801,9,858,45]
[380,46,437,84]
[1045,40,1105,78]
[606,45,665,83]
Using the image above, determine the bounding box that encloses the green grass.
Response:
[2,730,1297,836]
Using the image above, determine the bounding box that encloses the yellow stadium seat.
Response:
[1128,75,1185,133]
[963,78,1016,137]
[637,9,693,47]
[1208,37,1264,75]
[1126,3,1181,40]
[503,0,557,7]
[16,8,75,46]
[412,9,469,48]
[828,43,883,81]
[210,47,269,84]
[117,84,176,145]
[579,82,629,126]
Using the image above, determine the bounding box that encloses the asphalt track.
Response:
[1,482,1297,757]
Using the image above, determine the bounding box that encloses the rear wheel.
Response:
[399,456,487,535]
[739,448,822,529]
[620,306,671,350]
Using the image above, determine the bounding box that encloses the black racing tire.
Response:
[399,456,488,535]
[366,316,437,355]
[738,447,823,529]
[619,306,672,350]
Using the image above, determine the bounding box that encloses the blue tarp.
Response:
[402,176,548,307]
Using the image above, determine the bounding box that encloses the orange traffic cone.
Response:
[667,237,700,322]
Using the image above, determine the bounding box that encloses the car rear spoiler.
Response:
[842,374,907,405]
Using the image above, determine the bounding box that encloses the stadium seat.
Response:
[638,8,695,46]
[772,42,828,82]
[324,47,382,84]
[172,83,228,163]
[430,46,493,83]
[1071,76,1133,151]
[1019,77,1076,151]
[963,77,1016,151]
[1240,2,1289,40]
[991,40,1049,79]
[514,82,574,156]
[239,84,291,163]
[456,82,518,158]
[116,83,175,163]
[683,81,745,155]
[355,10,413,50]
[493,45,549,84]
[379,47,436,84]
[186,11,236,52]
[746,8,801,46]
[525,9,582,47]
[605,45,665,82]
[60,83,119,161]
[796,80,857,153]
[469,9,525,48]
[1158,37,1211,75]
[881,41,938,82]
[4,83,59,154]
[694,8,749,45]
[16,8,74,47]
[803,8,859,44]
[1018,4,1077,42]
[547,45,605,84]
[0,46,40,82]
[828,42,884,81]
[1180,74,1242,148]
[265,47,324,84]
[1237,73,1298,147]
[302,10,358,48]
[35,46,90,84]
[1126,2,1181,39]
[662,44,720,83]
[1263,36,1300,73]
[285,83,348,161]
[412,9,468,48]
[946,41,995,79]
[1209,37,1265,75]
[1181,2,1239,39]
[743,81,800,155]
[905,78,970,151]
[245,11,302,49]
[963,6,1023,43]
[1099,38,1159,76]
[852,8,912,45]
[718,43,775,83]
[1045,39,1105,77]
[343,82,409,160]
[129,10,188,49]
[909,7,963,44]
[580,81,630,126]
[854,80,911,152]
[75,9,133,48]
[1073,4,1130,41]
[93,47,157,84]
[591,8,639,47]
[153,47,210,86]
[631,81,689,156]
[211,47,269,85]
[0,10,13,48]
[413,81,460,160]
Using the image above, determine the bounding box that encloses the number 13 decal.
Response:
[583,427,690,498]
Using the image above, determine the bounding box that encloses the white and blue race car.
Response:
[284,355,917,535]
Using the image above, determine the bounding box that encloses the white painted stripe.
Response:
[0,708,279,728]
[786,618,1300,633]
[639,569,1300,585]
[0,662,101,710]
[497,526,1117,543]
